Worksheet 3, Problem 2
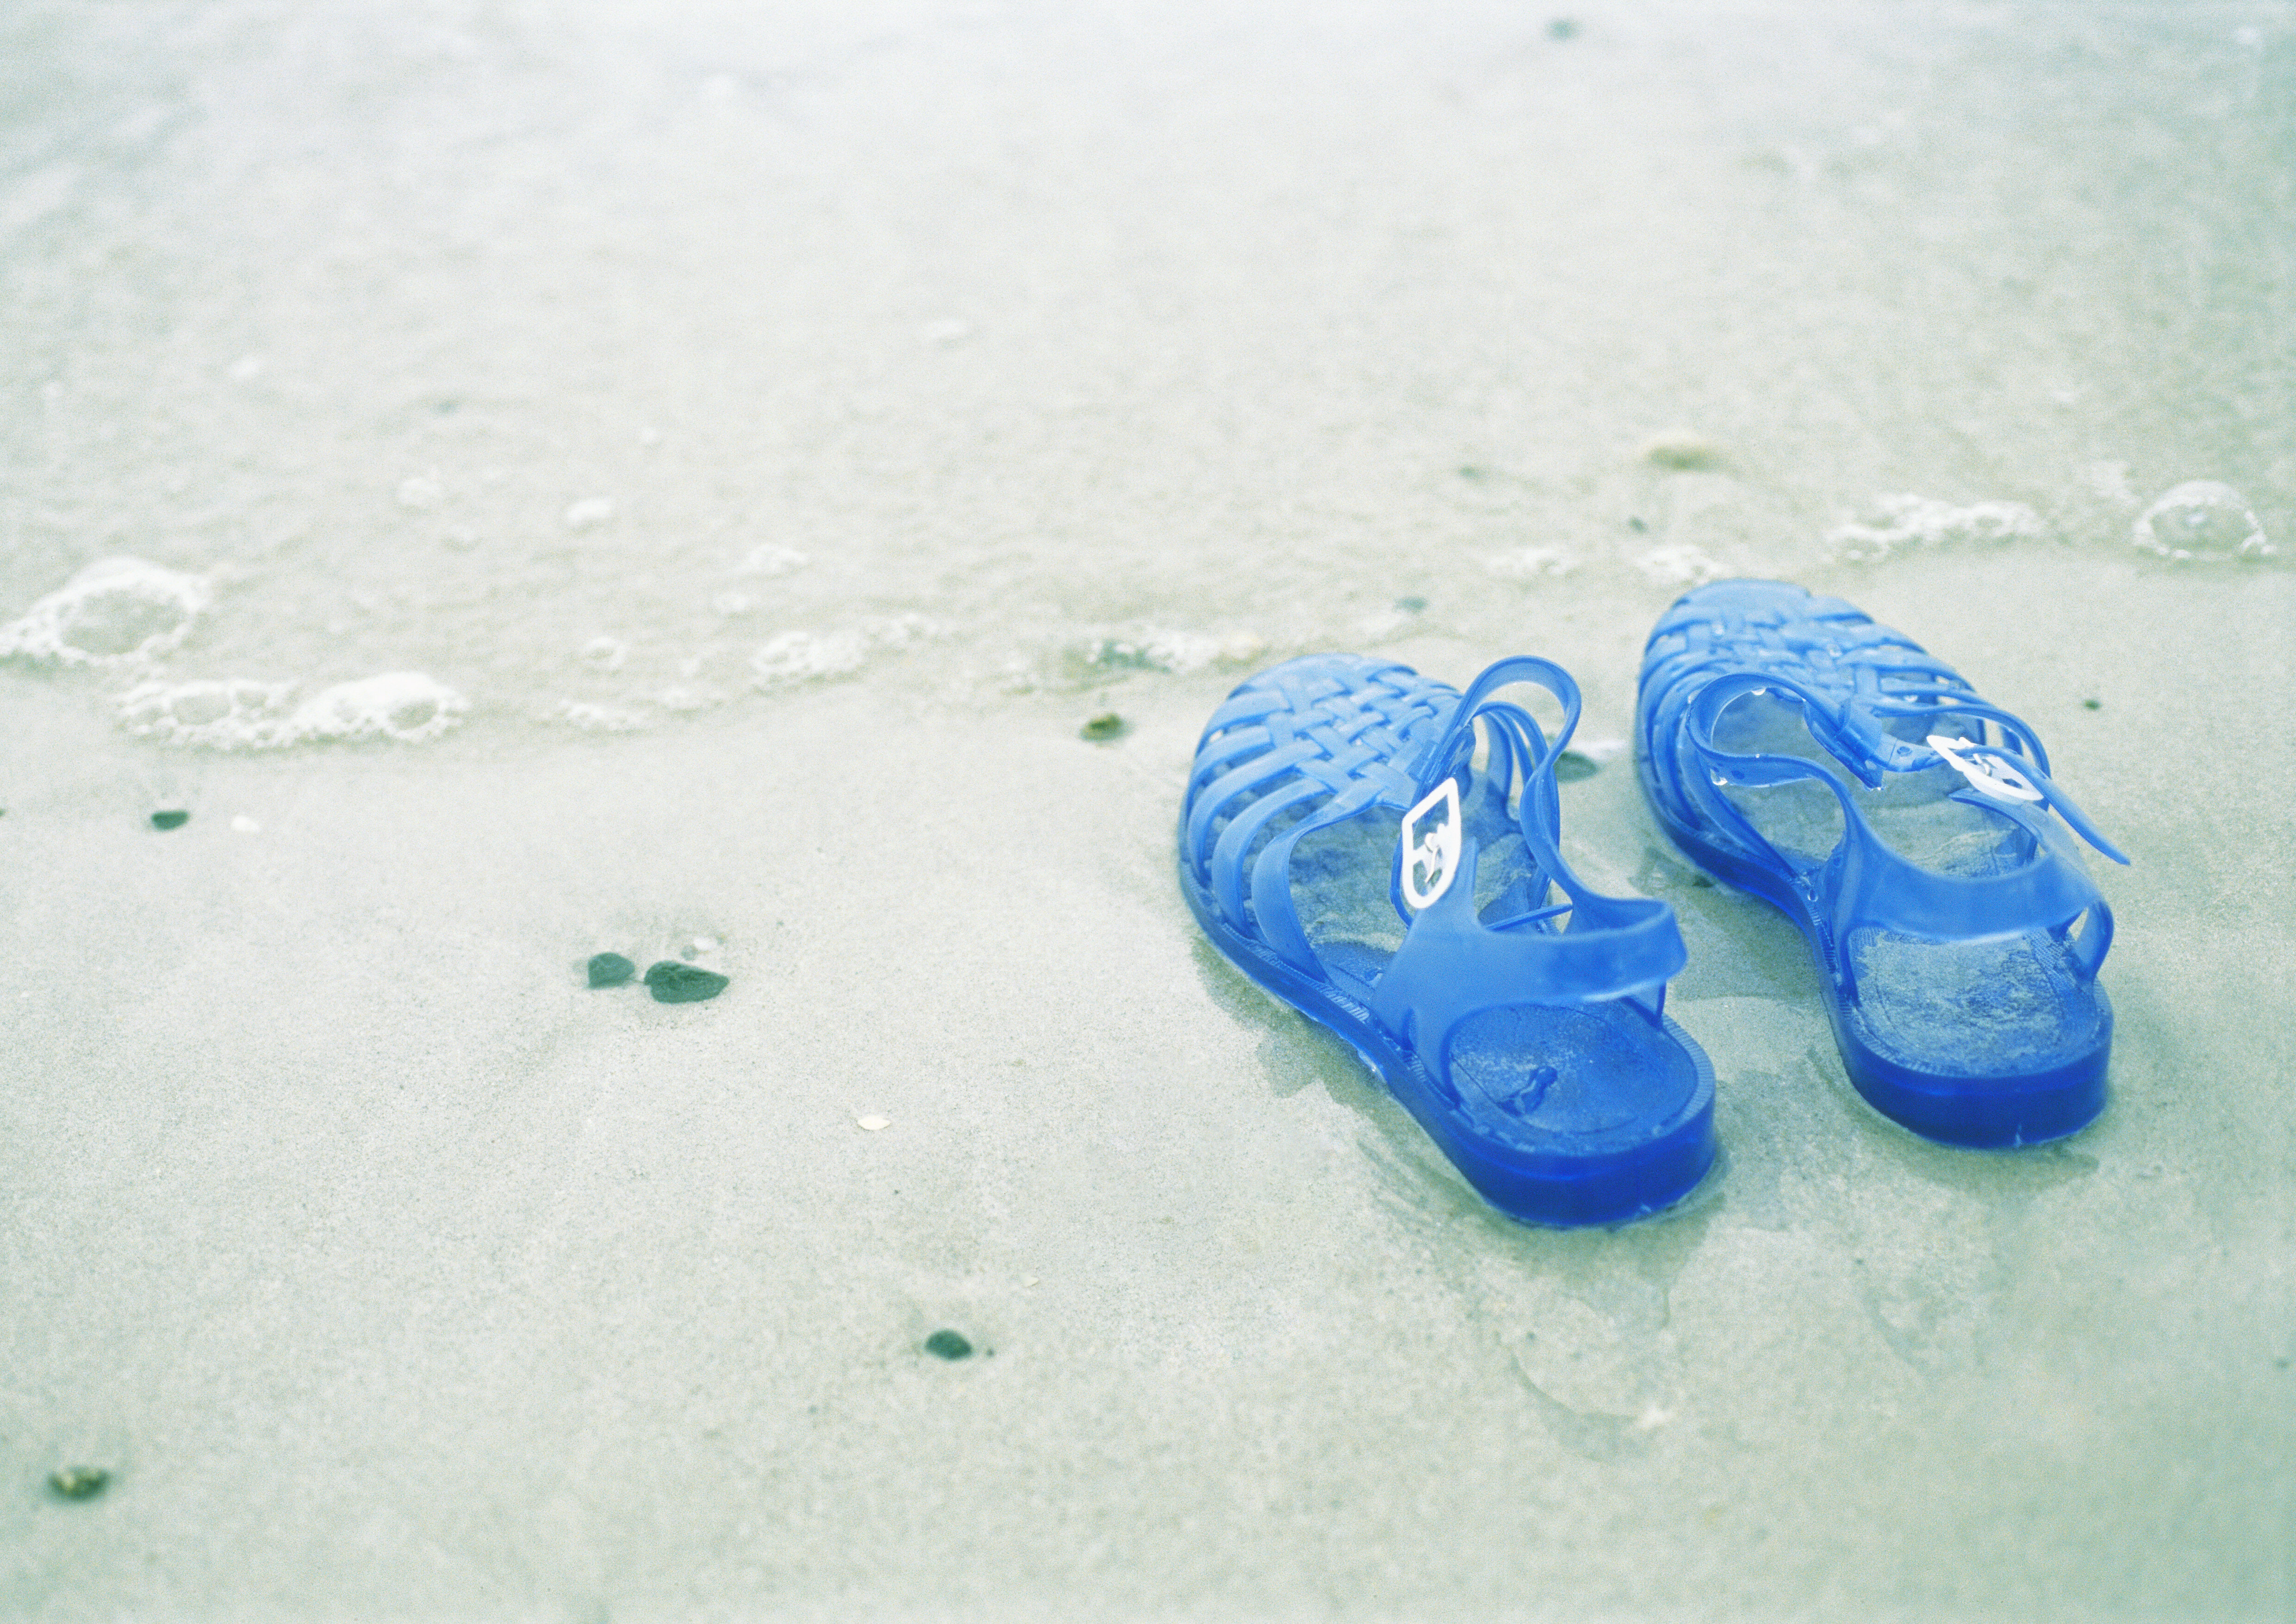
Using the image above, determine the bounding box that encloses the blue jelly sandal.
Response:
[1179,654,1716,1226]
[1636,580,2128,1148]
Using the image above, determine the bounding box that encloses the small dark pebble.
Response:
[923,1330,975,1361]
[1627,516,1649,533]
[1548,18,1578,40]
[1689,874,1715,888]
[587,952,636,988]
[49,1467,109,1501]
[1080,712,1127,743]
[1395,595,1427,614]
[644,961,728,1003]
[150,810,189,831]
[2083,698,2102,711]
[1554,750,1599,783]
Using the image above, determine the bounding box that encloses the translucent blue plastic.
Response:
[1636,580,2128,1148]
[1179,653,1716,1226]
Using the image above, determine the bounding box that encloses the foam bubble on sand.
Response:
[736,544,809,577]
[0,557,212,666]
[749,615,938,688]
[1089,628,1267,675]
[1636,543,1722,586]
[1485,545,1579,580]
[550,683,730,730]
[656,685,726,712]
[120,672,467,748]
[2132,481,2272,562]
[556,701,646,732]
[861,614,938,650]
[118,678,295,747]
[751,630,868,684]
[1826,494,2043,562]
[580,636,628,672]
[290,674,467,743]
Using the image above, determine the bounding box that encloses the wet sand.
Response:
[3,2,2291,1618]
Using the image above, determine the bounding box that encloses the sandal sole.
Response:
[1180,856,1717,1225]
[1637,752,2108,1149]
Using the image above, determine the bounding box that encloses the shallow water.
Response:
[3,2,2292,1618]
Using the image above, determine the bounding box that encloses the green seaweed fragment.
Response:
[587,952,636,987]
[48,1467,109,1501]
[644,961,728,1003]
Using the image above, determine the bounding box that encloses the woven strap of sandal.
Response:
[1183,661,1457,975]
[1185,656,1690,1036]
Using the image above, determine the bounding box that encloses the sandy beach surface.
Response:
[4,3,2291,1618]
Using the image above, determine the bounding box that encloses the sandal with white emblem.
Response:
[1636,580,2128,1147]
[1178,653,1716,1226]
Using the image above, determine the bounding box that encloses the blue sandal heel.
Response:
[1179,654,1716,1226]
[1636,580,2128,1148]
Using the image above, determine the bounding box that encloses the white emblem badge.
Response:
[1400,779,1462,910]
[1927,733,2042,803]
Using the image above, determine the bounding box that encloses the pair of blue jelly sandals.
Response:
[1178,579,2127,1227]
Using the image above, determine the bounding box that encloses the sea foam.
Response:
[0,557,212,666]
[1636,543,1723,586]
[1827,495,2044,562]
[2132,481,2272,562]
[120,672,468,748]
[1485,546,1578,581]
[750,615,937,688]
[1087,628,1266,676]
